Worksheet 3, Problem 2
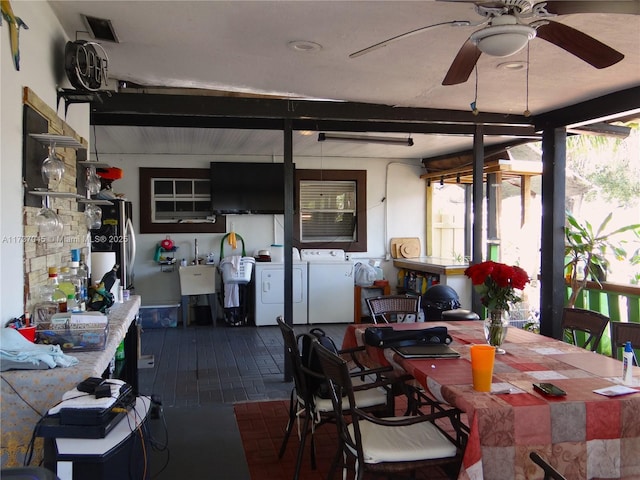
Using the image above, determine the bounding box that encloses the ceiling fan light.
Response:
[471,24,536,57]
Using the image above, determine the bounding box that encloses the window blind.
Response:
[299,180,356,241]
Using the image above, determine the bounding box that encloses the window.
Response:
[139,168,226,234]
[294,169,367,251]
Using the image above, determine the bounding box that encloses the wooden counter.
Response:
[0,296,141,468]
[392,256,468,276]
[393,257,471,309]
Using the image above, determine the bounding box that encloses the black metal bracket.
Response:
[57,88,105,117]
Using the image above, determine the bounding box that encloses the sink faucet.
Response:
[194,238,199,265]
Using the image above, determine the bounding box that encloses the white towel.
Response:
[221,255,243,308]
[0,328,79,370]
[224,283,240,308]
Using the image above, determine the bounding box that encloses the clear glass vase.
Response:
[484,309,509,354]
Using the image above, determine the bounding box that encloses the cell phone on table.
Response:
[533,383,566,397]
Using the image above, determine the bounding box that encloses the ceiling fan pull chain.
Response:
[524,43,531,117]
[471,67,479,116]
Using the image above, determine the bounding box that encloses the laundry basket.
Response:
[220,256,255,284]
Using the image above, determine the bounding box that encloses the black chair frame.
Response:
[276,317,399,480]
[314,340,468,480]
[529,452,567,480]
[561,307,609,352]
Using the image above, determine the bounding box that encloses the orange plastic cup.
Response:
[470,345,496,392]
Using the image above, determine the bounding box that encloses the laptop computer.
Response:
[393,344,461,359]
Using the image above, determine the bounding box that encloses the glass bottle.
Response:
[32,284,57,325]
[59,266,76,299]
[66,293,80,313]
[68,261,87,311]
[47,267,68,313]
[78,252,91,304]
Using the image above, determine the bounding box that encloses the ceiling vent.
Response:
[82,15,119,43]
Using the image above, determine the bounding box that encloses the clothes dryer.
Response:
[254,261,308,326]
[300,249,354,324]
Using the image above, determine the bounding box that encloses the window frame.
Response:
[294,169,367,252]
[139,167,226,234]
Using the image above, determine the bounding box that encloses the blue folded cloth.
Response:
[0,328,79,370]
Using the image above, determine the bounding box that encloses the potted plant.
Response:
[565,212,640,308]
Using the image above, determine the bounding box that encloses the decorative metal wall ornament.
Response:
[64,40,109,91]
[1,0,29,71]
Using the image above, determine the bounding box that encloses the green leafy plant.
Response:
[565,212,640,307]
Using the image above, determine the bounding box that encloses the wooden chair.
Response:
[365,294,421,324]
[314,340,467,480]
[529,452,567,480]
[610,321,640,364]
[561,307,609,351]
[276,317,396,480]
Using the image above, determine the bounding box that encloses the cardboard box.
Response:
[139,304,179,328]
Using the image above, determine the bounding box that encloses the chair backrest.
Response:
[561,307,609,351]
[313,341,363,457]
[529,452,567,480]
[610,321,640,363]
[277,317,315,404]
[365,294,421,324]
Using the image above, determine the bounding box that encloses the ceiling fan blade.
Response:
[535,20,625,68]
[442,39,482,85]
[538,1,640,15]
[349,20,474,58]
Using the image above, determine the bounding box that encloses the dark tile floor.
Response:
[138,322,349,407]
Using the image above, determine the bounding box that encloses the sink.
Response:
[178,265,216,296]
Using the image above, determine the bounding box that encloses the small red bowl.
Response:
[18,326,36,343]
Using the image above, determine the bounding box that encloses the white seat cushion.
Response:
[347,416,458,463]
[314,377,387,413]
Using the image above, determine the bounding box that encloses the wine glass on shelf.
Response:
[41,143,65,190]
[85,166,101,195]
[84,203,102,229]
[35,194,63,237]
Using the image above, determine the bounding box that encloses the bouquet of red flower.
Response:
[464,261,530,312]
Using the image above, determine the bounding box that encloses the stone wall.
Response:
[22,88,89,315]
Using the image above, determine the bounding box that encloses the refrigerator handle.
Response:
[126,217,137,279]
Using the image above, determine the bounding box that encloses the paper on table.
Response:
[528,371,569,380]
[531,347,566,355]
[593,385,640,397]
[490,382,526,394]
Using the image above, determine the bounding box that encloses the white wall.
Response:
[1,2,90,321]
[99,153,426,305]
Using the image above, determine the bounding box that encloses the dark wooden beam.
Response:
[532,86,640,131]
[539,127,567,340]
[91,92,533,129]
[471,125,484,314]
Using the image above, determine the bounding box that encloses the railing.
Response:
[565,280,640,357]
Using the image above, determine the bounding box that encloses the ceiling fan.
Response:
[350,0,635,86]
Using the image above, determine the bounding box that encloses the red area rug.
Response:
[234,399,455,480]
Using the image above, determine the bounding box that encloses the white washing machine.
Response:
[254,261,308,326]
[301,249,354,324]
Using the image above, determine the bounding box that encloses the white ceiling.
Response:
[49,0,640,159]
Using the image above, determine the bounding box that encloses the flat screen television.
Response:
[210,162,292,214]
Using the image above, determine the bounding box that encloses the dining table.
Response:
[342,321,640,480]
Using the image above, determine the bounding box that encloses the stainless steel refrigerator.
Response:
[90,200,137,290]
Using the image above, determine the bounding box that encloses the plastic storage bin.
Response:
[37,323,109,352]
[139,304,179,328]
